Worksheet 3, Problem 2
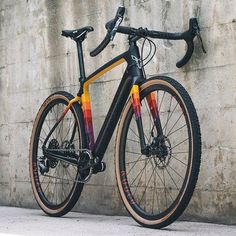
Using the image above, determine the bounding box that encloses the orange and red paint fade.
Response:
[82,89,95,149]
[131,85,141,119]
[131,85,158,121]
[146,91,158,121]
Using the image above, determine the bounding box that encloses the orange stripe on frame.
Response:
[131,85,141,119]
[84,58,126,89]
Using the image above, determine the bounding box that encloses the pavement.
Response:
[0,207,235,236]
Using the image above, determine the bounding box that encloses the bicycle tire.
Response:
[29,91,86,216]
[115,76,201,228]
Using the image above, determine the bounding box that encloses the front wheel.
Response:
[115,76,201,228]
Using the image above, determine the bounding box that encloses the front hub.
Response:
[149,136,172,169]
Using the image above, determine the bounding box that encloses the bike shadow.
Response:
[33,211,187,233]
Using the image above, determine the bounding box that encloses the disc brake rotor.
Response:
[153,137,172,169]
[48,139,59,168]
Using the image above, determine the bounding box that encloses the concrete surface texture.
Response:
[0,207,236,236]
[0,0,236,225]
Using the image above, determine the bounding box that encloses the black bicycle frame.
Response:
[43,39,161,164]
[82,41,147,160]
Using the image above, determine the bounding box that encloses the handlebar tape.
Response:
[90,33,111,57]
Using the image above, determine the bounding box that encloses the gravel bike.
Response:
[29,7,205,228]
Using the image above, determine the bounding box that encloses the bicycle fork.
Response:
[130,84,164,156]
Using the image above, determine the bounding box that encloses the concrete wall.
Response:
[0,0,236,224]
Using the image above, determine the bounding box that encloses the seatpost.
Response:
[76,41,86,82]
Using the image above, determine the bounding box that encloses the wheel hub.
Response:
[39,139,59,175]
[149,136,172,169]
[48,139,59,168]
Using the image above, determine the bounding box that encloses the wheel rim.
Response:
[32,98,82,209]
[119,83,193,220]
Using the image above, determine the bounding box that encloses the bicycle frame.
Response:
[43,40,161,163]
[81,41,147,160]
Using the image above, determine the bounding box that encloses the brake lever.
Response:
[110,16,123,40]
[109,6,125,41]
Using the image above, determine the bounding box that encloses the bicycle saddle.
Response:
[61,26,94,41]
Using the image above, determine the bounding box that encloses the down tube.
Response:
[92,70,133,159]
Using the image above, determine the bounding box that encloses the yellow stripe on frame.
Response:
[84,58,126,89]
[130,85,139,95]
[66,95,81,109]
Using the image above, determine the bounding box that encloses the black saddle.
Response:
[61,26,94,41]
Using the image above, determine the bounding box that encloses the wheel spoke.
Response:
[129,157,152,186]
[167,124,187,137]
[167,164,184,179]
[126,154,143,176]
[128,127,139,140]
[163,102,178,135]
[126,156,151,164]
[158,91,166,112]
[163,95,173,135]
[163,169,168,208]
[171,154,188,166]
[127,138,139,143]
[132,158,152,197]
[138,164,156,205]
[165,113,184,137]
[151,161,174,204]
[172,151,188,154]
[171,138,188,150]
[165,166,179,190]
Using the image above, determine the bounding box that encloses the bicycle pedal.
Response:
[93,162,106,174]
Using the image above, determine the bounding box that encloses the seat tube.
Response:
[81,87,95,149]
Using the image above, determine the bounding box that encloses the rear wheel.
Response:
[115,76,201,228]
[29,91,86,216]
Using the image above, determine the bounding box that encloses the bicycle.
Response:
[29,7,205,228]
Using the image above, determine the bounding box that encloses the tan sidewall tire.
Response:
[29,93,82,215]
[115,78,195,226]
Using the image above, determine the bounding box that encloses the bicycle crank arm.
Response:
[79,156,100,171]
[43,150,78,166]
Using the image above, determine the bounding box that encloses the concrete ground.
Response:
[0,207,235,236]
